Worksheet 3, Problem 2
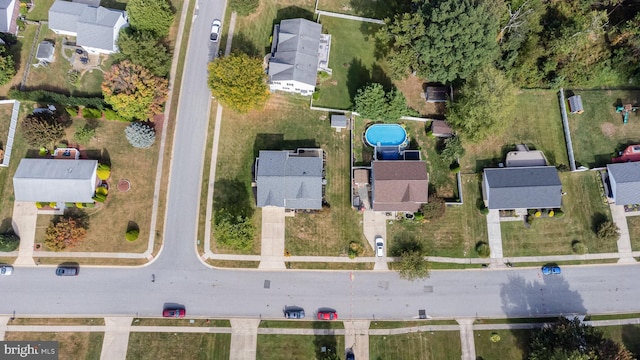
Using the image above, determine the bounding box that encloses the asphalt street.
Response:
[1,1,640,321]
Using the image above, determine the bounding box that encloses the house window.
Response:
[294,88,300,91]
[287,83,294,86]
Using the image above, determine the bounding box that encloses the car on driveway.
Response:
[375,236,384,257]
[0,265,13,276]
[317,310,338,320]
[542,265,561,275]
[163,308,186,318]
[285,307,305,319]
[56,266,78,276]
[210,19,221,42]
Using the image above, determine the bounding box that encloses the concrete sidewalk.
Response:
[100,317,133,360]
[0,316,10,340]
[259,207,286,269]
[230,319,260,360]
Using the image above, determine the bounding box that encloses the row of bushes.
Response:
[9,89,106,109]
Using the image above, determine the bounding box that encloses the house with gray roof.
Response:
[0,0,18,34]
[267,18,322,96]
[255,149,324,209]
[13,159,98,205]
[372,160,429,212]
[49,0,128,54]
[482,166,562,210]
[607,162,640,205]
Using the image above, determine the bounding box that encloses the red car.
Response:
[317,311,338,320]
[163,308,186,318]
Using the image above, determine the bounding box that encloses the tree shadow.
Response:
[348,0,413,20]
[500,274,586,358]
[312,313,339,360]
[56,208,89,229]
[231,32,262,58]
[370,64,393,92]
[390,231,422,256]
[212,178,254,219]
[252,133,318,158]
[126,221,139,233]
[346,58,370,103]
[591,212,608,233]
[0,217,13,233]
[621,324,640,357]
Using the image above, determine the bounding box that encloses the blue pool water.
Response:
[365,124,408,147]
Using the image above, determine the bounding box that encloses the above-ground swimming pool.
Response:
[365,124,408,147]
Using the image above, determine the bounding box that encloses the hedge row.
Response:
[9,89,106,109]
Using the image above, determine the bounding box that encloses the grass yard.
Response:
[132,319,230,327]
[386,174,487,258]
[0,24,39,96]
[501,172,614,257]
[288,261,373,270]
[600,324,640,358]
[126,333,231,360]
[474,329,532,360]
[5,332,103,359]
[30,117,157,253]
[257,334,345,360]
[369,331,461,360]
[25,0,56,21]
[259,320,344,329]
[369,320,458,328]
[627,216,640,251]
[317,0,409,19]
[313,16,387,110]
[230,0,315,57]
[0,102,15,156]
[568,90,640,168]
[9,318,104,325]
[462,90,568,173]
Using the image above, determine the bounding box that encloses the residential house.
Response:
[371,160,429,212]
[13,158,98,205]
[267,18,322,96]
[606,162,640,205]
[255,149,324,209]
[482,166,562,210]
[49,0,128,54]
[0,0,18,34]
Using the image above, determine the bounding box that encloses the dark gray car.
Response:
[284,307,305,319]
[56,267,78,276]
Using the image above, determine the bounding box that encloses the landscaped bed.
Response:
[501,172,614,257]
[369,331,461,360]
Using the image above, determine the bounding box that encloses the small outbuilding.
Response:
[425,86,448,103]
[330,114,347,131]
[430,120,453,138]
[35,41,55,63]
[568,95,584,114]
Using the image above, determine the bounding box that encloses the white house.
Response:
[267,18,322,96]
[0,0,19,34]
[48,0,128,54]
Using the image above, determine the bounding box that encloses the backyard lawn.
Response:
[127,333,231,360]
[386,174,487,258]
[568,90,640,168]
[257,334,345,360]
[462,90,568,173]
[627,216,640,251]
[369,331,461,360]
[5,332,103,359]
[601,324,640,358]
[313,16,387,110]
[501,172,614,257]
[317,0,408,19]
[474,329,531,360]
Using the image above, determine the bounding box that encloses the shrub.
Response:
[534,211,541,217]
[229,0,259,16]
[82,107,102,119]
[125,122,156,148]
[450,163,461,173]
[93,193,107,203]
[67,70,81,87]
[480,207,489,215]
[476,241,490,257]
[348,241,363,259]
[125,229,139,242]
[0,233,19,252]
[9,89,106,109]
[95,186,108,195]
[554,209,565,218]
[597,221,620,242]
[549,210,555,217]
[44,217,87,251]
[73,125,95,145]
[572,240,587,254]
[96,164,111,180]
[104,108,128,122]
[420,195,446,220]
[440,136,465,164]
[65,106,79,117]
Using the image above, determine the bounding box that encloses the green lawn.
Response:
[386,174,486,258]
[257,334,345,360]
[370,320,458,329]
[314,17,387,110]
[369,331,461,360]
[462,90,568,173]
[568,90,640,168]
[259,320,344,329]
[501,172,614,257]
[317,0,408,19]
[5,332,103,359]
[474,329,531,360]
[627,216,640,251]
[25,0,56,21]
[126,333,230,360]
[600,324,640,358]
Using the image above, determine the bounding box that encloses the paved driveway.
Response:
[486,210,503,259]
[259,207,286,269]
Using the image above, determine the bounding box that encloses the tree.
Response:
[126,0,175,38]
[420,195,446,220]
[74,125,95,145]
[0,233,19,252]
[396,250,431,281]
[597,221,620,242]
[381,0,501,82]
[529,317,633,360]
[214,209,254,251]
[125,122,156,148]
[439,136,464,164]
[115,29,172,77]
[102,61,169,121]
[0,45,15,86]
[207,52,269,113]
[20,111,65,148]
[354,83,415,121]
[447,65,517,142]
[44,217,87,251]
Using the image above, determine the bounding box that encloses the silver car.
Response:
[0,265,13,275]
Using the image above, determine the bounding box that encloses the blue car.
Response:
[542,265,561,275]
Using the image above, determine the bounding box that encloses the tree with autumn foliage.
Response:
[207,52,269,113]
[102,60,168,121]
[45,216,88,251]
[20,111,65,148]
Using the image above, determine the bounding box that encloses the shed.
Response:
[330,114,347,131]
[425,86,448,103]
[568,95,584,114]
[35,41,55,63]
[430,120,453,138]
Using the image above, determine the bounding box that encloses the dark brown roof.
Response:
[372,161,429,212]
[354,169,369,185]
[431,120,453,137]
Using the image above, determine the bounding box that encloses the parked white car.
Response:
[375,236,384,257]
[210,20,222,42]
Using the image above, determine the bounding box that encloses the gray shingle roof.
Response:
[0,0,14,33]
[49,0,85,33]
[607,162,640,205]
[36,41,55,61]
[13,159,98,203]
[484,166,562,209]
[268,18,321,87]
[256,150,323,209]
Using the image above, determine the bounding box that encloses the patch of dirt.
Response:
[393,75,445,117]
[600,122,617,138]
